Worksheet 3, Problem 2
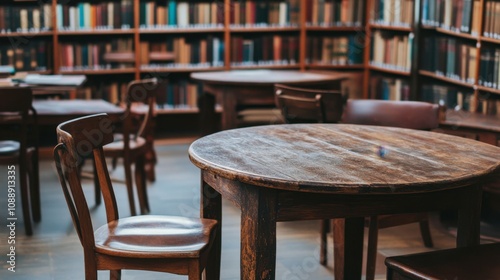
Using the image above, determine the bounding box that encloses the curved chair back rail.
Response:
[274,84,344,123]
[54,113,218,280]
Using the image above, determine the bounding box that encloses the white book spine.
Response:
[177,2,189,27]
[44,4,52,29]
[33,9,41,30]
[108,3,114,28]
[20,9,28,30]
[69,7,76,30]
[279,2,287,25]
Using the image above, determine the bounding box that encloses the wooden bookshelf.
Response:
[416,0,500,115]
[368,24,413,32]
[369,65,411,76]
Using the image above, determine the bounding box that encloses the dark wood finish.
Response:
[102,78,158,216]
[189,124,500,280]
[336,99,440,280]
[0,87,40,235]
[385,242,500,279]
[191,70,350,132]
[274,84,344,123]
[54,113,218,280]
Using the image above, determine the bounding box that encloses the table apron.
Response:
[202,171,483,221]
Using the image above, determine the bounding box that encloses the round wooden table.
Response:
[189,124,500,280]
[190,70,350,133]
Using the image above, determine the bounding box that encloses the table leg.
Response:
[201,176,222,280]
[456,185,483,247]
[198,91,217,136]
[220,89,237,131]
[333,217,364,280]
[240,184,278,280]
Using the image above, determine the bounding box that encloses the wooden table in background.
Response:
[191,70,350,133]
[189,124,500,280]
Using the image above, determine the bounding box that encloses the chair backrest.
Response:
[123,78,158,142]
[342,99,440,130]
[274,84,344,123]
[54,114,118,250]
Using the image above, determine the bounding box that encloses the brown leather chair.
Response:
[274,84,344,123]
[54,113,218,280]
[102,78,158,216]
[0,87,40,235]
[320,99,440,280]
[385,243,500,279]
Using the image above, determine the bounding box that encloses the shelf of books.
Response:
[362,0,416,98]
[417,0,500,116]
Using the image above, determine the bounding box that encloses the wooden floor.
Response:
[0,142,497,279]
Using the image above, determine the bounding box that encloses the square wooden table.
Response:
[189,124,500,280]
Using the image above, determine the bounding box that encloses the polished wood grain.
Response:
[191,70,350,132]
[54,114,218,280]
[189,124,500,280]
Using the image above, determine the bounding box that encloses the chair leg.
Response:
[366,216,379,280]
[134,156,150,214]
[320,219,330,265]
[124,157,137,216]
[92,159,101,206]
[28,152,41,222]
[419,219,434,248]
[20,164,33,235]
[110,270,121,280]
[188,260,202,280]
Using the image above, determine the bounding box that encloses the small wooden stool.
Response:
[385,243,500,279]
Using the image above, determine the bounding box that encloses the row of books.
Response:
[0,5,53,33]
[139,37,225,68]
[421,36,477,84]
[230,0,300,27]
[370,77,411,100]
[56,1,134,31]
[421,0,479,35]
[156,80,200,109]
[421,84,473,110]
[306,36,364,65]
[230,35,299,66]
[371,0,414,27]
[306,0,364,26]
[479,47,500,90]
[484,1,500,39]
[140,1,224,29]
[370,31,413,72]
[0,41,51,72]
[59,39,134,71]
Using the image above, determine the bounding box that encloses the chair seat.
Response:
[385,243,500,279]
[94,215,217,259]
[103,136,146,153]
[0,140,20,155]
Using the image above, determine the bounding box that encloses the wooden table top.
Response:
[190,70,350,86]
[189,124,500,194]
[32,99,124,125]
[441,110,500,133]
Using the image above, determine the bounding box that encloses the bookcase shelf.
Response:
[139,27,225,34]
[230,64,300,70]
[305,26,362,32]
[229,27,301,33]
[0,31,53,37]
[481,36,500,45]
[368,24,412,32]
[435,28,480,41]
[57,30,136,36]
[369,65,411,77]
[419,70,476,90]
[140,66,226,73]
[478,86,500,96]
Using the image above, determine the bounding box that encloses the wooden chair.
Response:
[320,99,440,280]
[0,87,40,235]
[102,78,158,216]
[274,84,344,123]
[385,243,500,279]
[54,113,218,280]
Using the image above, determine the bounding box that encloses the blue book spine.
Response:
[78,3,85,28]
[168,1,177,25]
[381,80,390,100]
[56,5,63,29]
[422,0,429,22]
[219,41,225,65]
